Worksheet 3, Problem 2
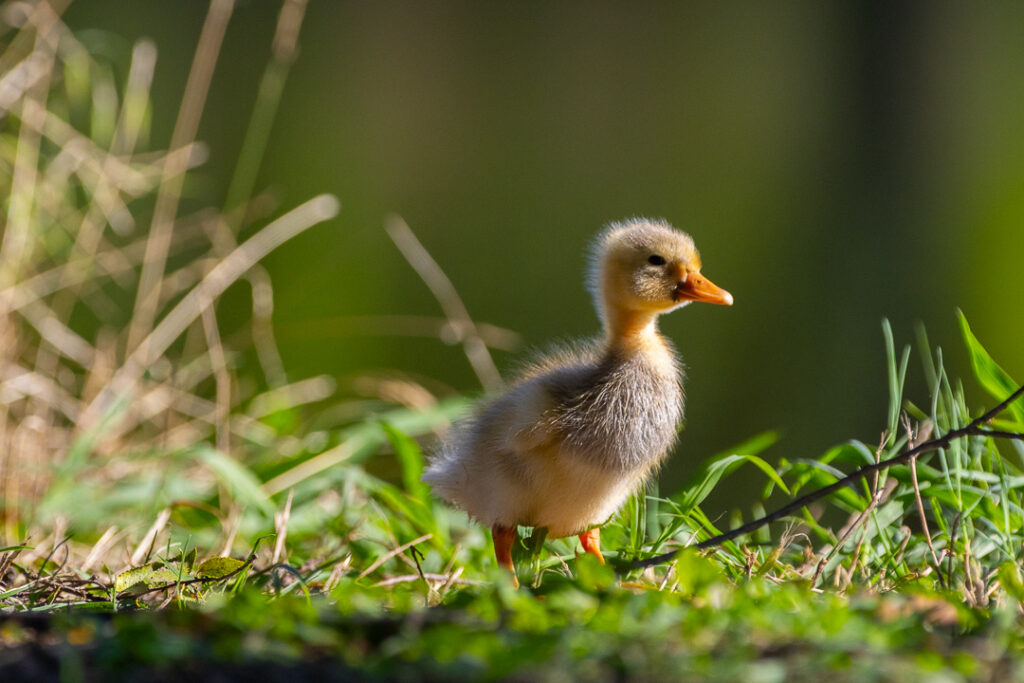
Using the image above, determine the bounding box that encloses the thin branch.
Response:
[632,384,1024,570]
[973,429,1024,440]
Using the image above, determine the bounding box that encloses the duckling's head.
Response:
[589,218,732,332]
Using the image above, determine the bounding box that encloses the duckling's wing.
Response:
[422,345,599,527]
[522,340,684,472]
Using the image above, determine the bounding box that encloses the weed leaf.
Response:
[958,311,1023,426]
[381,422,428,501]
[197,557,246,579]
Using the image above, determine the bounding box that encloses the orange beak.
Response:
[674,272,734,306]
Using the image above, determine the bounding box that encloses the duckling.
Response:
[423,218,732,585]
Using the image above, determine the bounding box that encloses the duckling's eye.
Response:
[647,255,666,266]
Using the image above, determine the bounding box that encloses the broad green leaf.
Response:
[363,474,440,544]
[674,548,727,595]
[1000,563,1024,604]
[675,453,789,514]
[575,553,616,589]
[778,458,868,510]
[197,556,246,579]
[958,311,1024,426]
[115,565,156,593]
[381,422,428,501]
[144,568,181,587]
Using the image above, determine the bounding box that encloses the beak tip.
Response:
[723,291,734,306]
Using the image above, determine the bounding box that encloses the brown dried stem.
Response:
[386,215,504,392]
[128,0,234,351]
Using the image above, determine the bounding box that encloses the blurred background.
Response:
[39,1,1024,502]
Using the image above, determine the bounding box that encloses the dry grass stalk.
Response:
[271,489,294,565]
[386,215,504,392]
[357,534,433,579]
[262,437,359,497]
[81,193,340,428]
[906,417,944,585]
[0,2,532,602]
[81,525,118,572]
[295,314,521,351]
[198,294,231,456]
[128,0,234,350]
[323,555,352,593]
[131,508,171,566]
[371,571,485,589]
[220,506,242,558]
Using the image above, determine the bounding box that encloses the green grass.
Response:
[2,4,1024,681]
[4,311,1023,680]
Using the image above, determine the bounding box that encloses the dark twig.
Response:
[34,535,72,584]
[632,385,1024,570]
[973,429,1024,440]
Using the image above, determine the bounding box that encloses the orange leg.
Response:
[491,524,520,588]
[578,527,605,564]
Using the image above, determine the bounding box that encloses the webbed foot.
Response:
[578,527,605,564]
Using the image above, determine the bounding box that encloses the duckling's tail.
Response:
[421,447,467,506]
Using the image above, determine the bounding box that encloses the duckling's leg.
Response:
[491,524,520,588]
[578,527,605,564]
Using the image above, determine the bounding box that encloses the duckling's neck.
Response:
[603,308,673,366]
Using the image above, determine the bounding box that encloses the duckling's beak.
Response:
[674,273,734,306]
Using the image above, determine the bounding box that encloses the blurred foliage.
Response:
[57,2,1024,501]
[4,315,1024,682]
[3,4,1024,681]
[4,578,1023,681]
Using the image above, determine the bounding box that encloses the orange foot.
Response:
[491,524,520,588]
[578,527,605,564]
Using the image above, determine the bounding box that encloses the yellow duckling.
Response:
[423,218,732,584]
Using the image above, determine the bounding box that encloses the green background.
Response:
[62,2,1024,498]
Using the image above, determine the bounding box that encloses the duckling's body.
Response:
[423,218,732,581]
[427,339,681,538]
